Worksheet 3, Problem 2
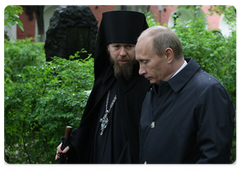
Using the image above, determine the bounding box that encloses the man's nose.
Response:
[139,66,146,75]
[119,47,127,56]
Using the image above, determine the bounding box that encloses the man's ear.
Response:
[165,48,174,63]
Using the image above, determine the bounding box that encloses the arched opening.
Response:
[219,14,235,37]
[168,6,208,29]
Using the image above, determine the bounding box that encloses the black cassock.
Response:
[65,11,149,163]
[67,64,149,163]
[93,80,131,163]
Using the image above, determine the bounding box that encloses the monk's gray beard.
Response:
[111,58,137,80]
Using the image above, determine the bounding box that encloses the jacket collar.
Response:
[168,58,200,93]
[148,58,200,93]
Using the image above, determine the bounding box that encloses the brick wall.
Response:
[89,5,117,27]
[17,6,36,40]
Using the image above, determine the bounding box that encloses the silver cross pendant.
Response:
[99,110,109,135]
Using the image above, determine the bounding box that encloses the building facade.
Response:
[4,5,234,42]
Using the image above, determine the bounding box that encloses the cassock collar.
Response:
[168,58,200,92]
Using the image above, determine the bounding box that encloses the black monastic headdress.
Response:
[94,11,149,81]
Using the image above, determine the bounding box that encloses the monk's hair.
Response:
[138,26,183,60]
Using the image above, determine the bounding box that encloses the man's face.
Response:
[136,37,169,85]
[108,43,136,79]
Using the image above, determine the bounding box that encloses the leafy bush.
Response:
[4,5,24,31]
[145,11,161,27]
[173,17,236,105]
[4,38,45,83]
[4,40,94,163]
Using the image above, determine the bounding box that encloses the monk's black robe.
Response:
[92,80,132,163]
[64,11,149,163]
[67,64,149,163]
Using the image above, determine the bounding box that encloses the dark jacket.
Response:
[139,58,235,164]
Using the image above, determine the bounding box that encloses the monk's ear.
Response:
[165,48,174,63]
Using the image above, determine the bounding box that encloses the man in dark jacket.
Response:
[136,26,235,163]
[55,11,149,163]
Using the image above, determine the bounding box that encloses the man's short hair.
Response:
[138,26,183,60]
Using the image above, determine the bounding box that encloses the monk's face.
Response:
[108,43,137,79]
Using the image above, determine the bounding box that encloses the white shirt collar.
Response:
[171,60,187,79]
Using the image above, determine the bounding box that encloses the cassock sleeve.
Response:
[196,81,235,163]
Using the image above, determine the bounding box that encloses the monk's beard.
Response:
[110,57,137,80]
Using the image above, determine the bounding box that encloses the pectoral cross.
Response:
[99,110,109,135]
[99,90,117,136]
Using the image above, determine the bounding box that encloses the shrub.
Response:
[4,41,94,163]
[4,38,45,83]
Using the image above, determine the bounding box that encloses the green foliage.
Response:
[4,5,24,31]
[4,39,94,163]
[145,12,160,27]
[208,5,228,15]
[224,6,236,25]
[4,38,45,83]
[172,17,236,105]
[176,5,236,26]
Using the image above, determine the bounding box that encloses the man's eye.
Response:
[125,45,134,50]
[114,45,120,48]
[138,60,148,65]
